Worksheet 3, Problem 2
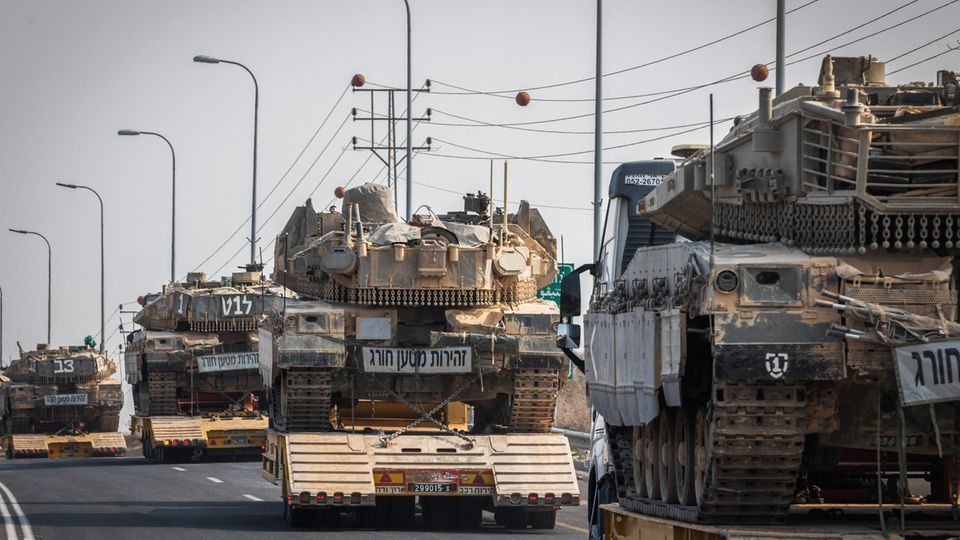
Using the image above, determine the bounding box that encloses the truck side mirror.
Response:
[559,263,595,318]
[559,274,581,318]
[556,323,581,349]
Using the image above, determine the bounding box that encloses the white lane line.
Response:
[171,467,186,472]
[0,480,35,540]
[0,482,17,540]
[206,477,223,484]
[242,494,264,502]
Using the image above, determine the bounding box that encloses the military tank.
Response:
[260,183,579,529]
[125,271,287,462]
[560,55,960,523]
[265,183,563,433]
[1,343,125,458]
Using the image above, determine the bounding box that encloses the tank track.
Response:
[614,382,806,523]
[508,368,559,433]
[147,372,178,415]
[9,411,32,433]
[99,410,121,432]
[281,368,333,432]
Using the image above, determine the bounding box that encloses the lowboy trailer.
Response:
[132,413,267,463]
[262,430,580,529]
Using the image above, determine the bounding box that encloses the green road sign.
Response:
[538,263,574,307]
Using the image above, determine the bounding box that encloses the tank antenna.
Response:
[489,160,495,237]
[709,93,716,270]
[503,160,509,242]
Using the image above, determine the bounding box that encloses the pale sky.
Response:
[1,0,957,363]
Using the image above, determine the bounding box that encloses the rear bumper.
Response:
[3,432,127,459]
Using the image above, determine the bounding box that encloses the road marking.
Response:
[0,482,17,540]
[0,480,35,540]
[242,494,264,502]
[556,520,588,534]
[171,467,186,472]
[206,477,223,484]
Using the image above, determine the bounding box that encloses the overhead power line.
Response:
[427,0,960,129]
[427,0,823,97]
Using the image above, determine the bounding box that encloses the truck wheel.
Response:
[658,408,678,503]
[588,473,615,539]
[675,407,697,506]
[155,446,166,464]
[528,509,556,530]
[284,504,308,528]
[455,497,483,529]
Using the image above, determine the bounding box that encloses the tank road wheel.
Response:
[675,407,697,506]
[693,406,709,507]
[642,417,660,501]
[658,408,678,503]
[631,427,647,498]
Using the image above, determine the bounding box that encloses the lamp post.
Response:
[193,54,260,269]
[117,129,176,282]
[56,182,105,354]
[402,0,413,221]
[9,229,51,345]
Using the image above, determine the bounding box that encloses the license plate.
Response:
[61,445,77,453]
[226,439,250,445]
[408,483,457,494]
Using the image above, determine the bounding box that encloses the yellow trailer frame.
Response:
[601,503,960,540]
[262,430,580,528]
[131,413,268,463]
[2,432,126,459]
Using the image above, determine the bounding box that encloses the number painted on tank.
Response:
[221,295,253,316]
[53,359,75,374]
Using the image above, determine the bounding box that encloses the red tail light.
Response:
[183,439,191,446]
[528,493,538,504]
[172,439,180,446]
[317,492,327,503]
[286,495,293,502]
[333,492,344,504]
[544,493,555,505]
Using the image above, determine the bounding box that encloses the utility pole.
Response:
[776,0,785,96]
[403,0,413,220]
[351,85,431,210]
[592,0,603,260]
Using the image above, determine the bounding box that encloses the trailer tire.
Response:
[528,509,556,530]
[495,507,527,529]
[284,504,309,528]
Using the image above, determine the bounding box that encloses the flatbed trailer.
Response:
[601,503,960,540]
[2,431,126,459]
[262,430,581,529]
[131,413,267,463]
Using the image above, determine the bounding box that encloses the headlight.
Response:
[715,270,739,293]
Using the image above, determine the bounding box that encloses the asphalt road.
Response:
[0,455,589,540]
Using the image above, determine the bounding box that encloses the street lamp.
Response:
[117,129,176,282]
[9,229,51,345]
[56,182,105,354]
[193,54,260,270]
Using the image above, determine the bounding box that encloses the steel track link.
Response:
[282,368,333,432]
[617,382,806,523]
[508,368,560,433]
[147,372,178,415]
